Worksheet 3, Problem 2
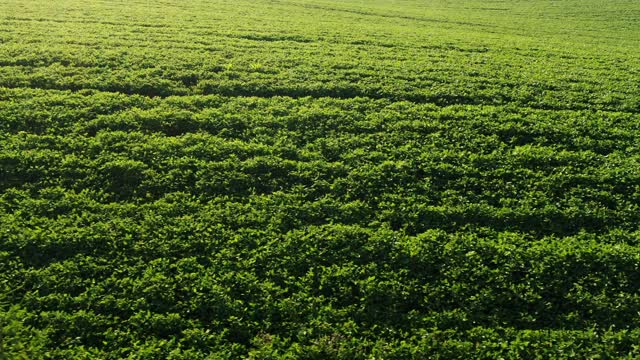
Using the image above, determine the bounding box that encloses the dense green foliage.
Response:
[1,0,640,358]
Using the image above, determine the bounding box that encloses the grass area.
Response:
[1,0,640,358]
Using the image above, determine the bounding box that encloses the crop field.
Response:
[1,0,640,358]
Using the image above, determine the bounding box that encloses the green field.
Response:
[1,0,640,358]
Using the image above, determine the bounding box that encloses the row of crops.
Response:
[2,0,640,358]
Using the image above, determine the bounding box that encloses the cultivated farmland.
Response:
[1,0,640,358]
